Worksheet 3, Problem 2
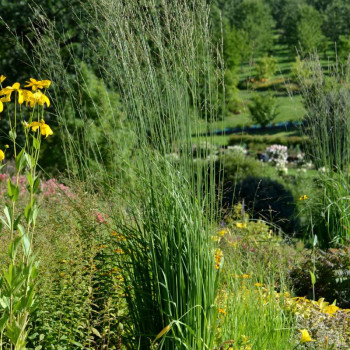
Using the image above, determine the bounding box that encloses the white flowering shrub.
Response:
[265,144,288,168]
[226,145,247,156]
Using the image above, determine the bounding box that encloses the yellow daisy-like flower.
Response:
[0,149,4,162]
[25,78,51,91]
[27,119,53,138]
[214,248,224,270]
[299,194,308,201]
[0,82,21,101]
[24,90,50,108]
[323,304,339,316]
[300,329,314,343]
[0,75,5,83]
[218,308,226,315]
[236,222,247,229]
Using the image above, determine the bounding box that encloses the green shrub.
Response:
[228,135,310,153]
[215,152,274,189]
[289,247,350,308]
[248,93,279,128]
[224,176,297,233]
[255,56,277,81]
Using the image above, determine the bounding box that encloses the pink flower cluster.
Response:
[0,174,72,199]
[41,178,72,198]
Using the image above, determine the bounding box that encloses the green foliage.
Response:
[338,35,350,63]
[282,3,326,54]
[248,93,279,128]
[290,247,350,308]
[291,56,313,80]
[324,0,350,42]
[297,56,350,246]
[255,56,277,80]
[0,0,87,82]
[298,57,350,171]
[228,134,310,151]
[215,151,274,188]
[296,5,327,55]
[236,176,296,232]
[233,0,276,56]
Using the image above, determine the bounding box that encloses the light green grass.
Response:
[196,92,305,134]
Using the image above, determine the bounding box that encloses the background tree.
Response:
[248,93,279,128]
[282,2,325,54]
[324,0,350,43]
[232,0,275,57]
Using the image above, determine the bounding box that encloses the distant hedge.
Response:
[228,134,310,150]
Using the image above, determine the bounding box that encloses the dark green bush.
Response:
[248,93,279,128]
[215,152,274,188]
[290,247,350,308]
[223,176,296,233]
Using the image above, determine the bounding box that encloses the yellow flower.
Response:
[25,90,50,108]
[27,119,53,138]
[0,75,5,83]
[0,82,20,101]
[0,149,4,162]
[0,100,3,113]
[300,329,314,343]
[218,308,226,315]
[323,304,339,316]
[299,195,308,201]
[25,78,51,91]
[214,248,224,270]
[236,222,247,229]
[254,282,262,287]
[218,229,227,236]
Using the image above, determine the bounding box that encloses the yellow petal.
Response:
[41,80,51,88]
[42,94,50,107]
[300,329,314,343]
[41,123,53,138]
[0,100,3,113]
[18,90,24,104]
[12,82,20,90]
[0,75,6,83]
[0,149,4,162]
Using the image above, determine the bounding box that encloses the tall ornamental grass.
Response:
[29,0,225,348]
[297,55,350,246]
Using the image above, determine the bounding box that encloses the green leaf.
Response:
[8,236,22,260]
[310,270,316,285]
[27,173,34,187]
[32,135,40,150]
[25,153,35,169]
[24,204,32,223]
[91,327,102,338]
[33,177,40,194]
[21,232,31,256]
[7,180,19,202]
[15,149,26,172]
[4,205,12,229]
[9,129,16,141]
[14,214,22,230]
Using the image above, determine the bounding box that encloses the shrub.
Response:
[265,144,288,168]
[255,56,277,81]
[228,135,310,153]
[228,176,296,233]
[248,93,279,128]
[215,152,274,190]
[289,247,350,308]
